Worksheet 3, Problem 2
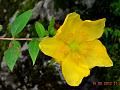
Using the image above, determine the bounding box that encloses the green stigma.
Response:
[69,42,79,52]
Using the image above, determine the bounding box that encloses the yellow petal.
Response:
[56,12,82,36]
[55,12,106,44]
[77,40,113,68]
[62,54,90,86]
[75,18,106,43]
[55,12,82,44]
[39,37,70,63]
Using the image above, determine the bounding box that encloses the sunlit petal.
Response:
[39,37,70,63]
[62,54,90,86]
[77,40,113,68]
[62,52,90,86]
[75,18,106,43]
[55,12,82,44]
[55,12,106,43]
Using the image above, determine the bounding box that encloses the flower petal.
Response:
[39,37,70,63]
[55,12,82,44]
[62,54,90,86]
[77,40,113,68]
[75,18,106,43]
[55,12,106,44]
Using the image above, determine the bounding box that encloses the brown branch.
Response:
[0,37,32,41]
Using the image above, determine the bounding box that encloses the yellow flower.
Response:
[39,12,113,86]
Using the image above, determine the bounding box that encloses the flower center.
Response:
[69,42,79,52]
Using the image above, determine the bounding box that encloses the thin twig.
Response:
[0,37,32,41]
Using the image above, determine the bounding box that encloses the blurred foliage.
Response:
[111,0,120,16]
[0,25,3,31]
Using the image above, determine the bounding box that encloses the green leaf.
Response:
[11,10,32,37]
[0,24,3,31]
[28,40,39,65]
[35,22,46,38]
[48,17,56,36]
[104,28,109,38]
[4,41,21,71]
[11,40,21,48]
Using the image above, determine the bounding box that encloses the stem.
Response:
[0,37,32,41]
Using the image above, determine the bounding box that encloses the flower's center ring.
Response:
[69,42,79,52]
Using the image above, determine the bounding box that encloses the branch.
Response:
[0,37,32,41]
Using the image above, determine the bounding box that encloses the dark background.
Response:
[0,0,120,90]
